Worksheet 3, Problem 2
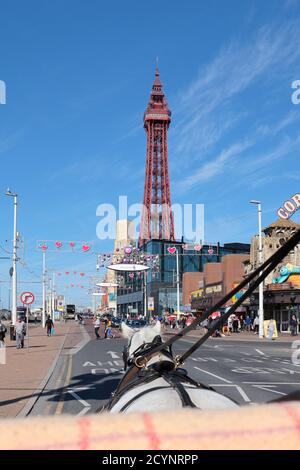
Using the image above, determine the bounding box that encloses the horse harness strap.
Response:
[103,362,212,411]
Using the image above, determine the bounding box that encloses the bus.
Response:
[66,304,76,320]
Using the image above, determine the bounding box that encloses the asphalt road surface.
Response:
[30,321,300,417]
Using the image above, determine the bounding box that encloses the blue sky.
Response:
[0,0,300,307]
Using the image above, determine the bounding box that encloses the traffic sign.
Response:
[20,291,35,305]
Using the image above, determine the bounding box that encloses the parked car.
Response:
[0,309,11,320]
[125,319,148,329]
[111,317,122,328]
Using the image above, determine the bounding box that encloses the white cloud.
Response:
[172,20,300,193]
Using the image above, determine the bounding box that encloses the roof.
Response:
[263,218,300,232]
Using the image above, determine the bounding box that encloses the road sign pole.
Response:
[26,305,29,350]
[42,251,46,328]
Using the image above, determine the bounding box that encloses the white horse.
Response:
[106,321,238,414]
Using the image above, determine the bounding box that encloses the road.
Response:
[29,320,300,416]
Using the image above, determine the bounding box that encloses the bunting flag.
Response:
[37,240,93,252]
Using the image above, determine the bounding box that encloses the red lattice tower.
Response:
[139,67,175,245]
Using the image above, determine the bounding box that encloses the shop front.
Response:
[250,283,300,333]
[191,283,224,315]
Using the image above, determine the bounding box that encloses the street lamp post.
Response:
[250,200,264,338]
[144,271,147,318]
[5,189,18,325]
[176,249,180,322]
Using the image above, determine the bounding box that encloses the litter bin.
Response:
[10,325,16,341]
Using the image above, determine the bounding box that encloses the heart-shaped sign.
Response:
[208,248,214,255]
[55,241,62,248]
[65,272,70,275]
[124,246,132,255]
[69,242,75,248]
[194,245,202,251]
[82,244,90,252]
[41,244,48,251]
[80,272,85,277]
[129,273,134,279]
[167,247,176,255]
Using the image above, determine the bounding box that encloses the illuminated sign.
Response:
[205,284,222,295]
[277,193,300,219]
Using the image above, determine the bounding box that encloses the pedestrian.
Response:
[106,318,113,339]
[239,315,244,332]
[268,319,276,340]
[245,315,252,332]
[14,318,26,349]
[94,317,101,340]
[232,316,239,333]
[253,315,259,334]
[0,319,7,347]
[290,314,298,336]
[45,315,54,337]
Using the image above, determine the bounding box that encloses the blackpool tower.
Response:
[139,67,175,245]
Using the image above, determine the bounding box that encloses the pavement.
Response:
[163,325,299,342]
[2,320,300,418]
[0,320,84,418]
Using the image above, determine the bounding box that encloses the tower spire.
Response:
[139,67,175,246]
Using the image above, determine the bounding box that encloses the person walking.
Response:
[253,315,259,334]
[45,315,54,337]
[0,320,7,347]
[94,317,101,340]
[14,318,26,349]
[290,314,298,336]
[245,315,252,332]
[105,318,113,339]
[232,316,239,333]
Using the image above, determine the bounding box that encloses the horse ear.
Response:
[153,320,161,335]
[121,322,134,339]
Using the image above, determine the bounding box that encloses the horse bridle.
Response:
[122,334,174,371]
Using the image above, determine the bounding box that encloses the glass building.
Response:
[116,239,250,317]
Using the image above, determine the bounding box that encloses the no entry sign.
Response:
[20,291,35,305]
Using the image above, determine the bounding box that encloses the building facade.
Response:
[246,218,300,332]
[189,253,250,314]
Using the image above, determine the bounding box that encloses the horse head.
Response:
[121,320,161,357]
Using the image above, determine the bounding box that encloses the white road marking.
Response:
[67,389,91,408]
[243,382,300,385]
[107,351,120,359]
[91,368,109,375]
[193,367,232,383]
[251,385,286,396]
[255,349,265,356]
[210,384,251,402]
